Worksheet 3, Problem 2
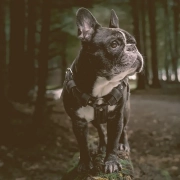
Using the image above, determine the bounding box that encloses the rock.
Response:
[0,160,4,167]
[163,135,172,141]
[174,157,179,162]
[171,166,178,171]
[153,119,157,124]
[1,145,7,151]
[15,178,26,180]
[7,152,14,158]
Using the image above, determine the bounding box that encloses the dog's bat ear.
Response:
[76,7,101,41]
[109,9,119,28]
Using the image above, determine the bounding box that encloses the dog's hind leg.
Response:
[91,120,106,153]
[119,99,130,152]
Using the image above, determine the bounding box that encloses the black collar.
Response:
[64,68,128,124]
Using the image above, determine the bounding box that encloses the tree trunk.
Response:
[61,32,67,86]
[130,0,146,89]
[24,0,36,97]
[0,0,14,139]
[147,0,161,88]
[163,0,171,82]
[165,55,171,82]
[0,0,6,104]
[140,0,149,86]
[9,0,26,101]
[33,0,51,127]
[172,0,179,82]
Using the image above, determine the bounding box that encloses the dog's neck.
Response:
[72,49,97,94]
[72,48,125,98]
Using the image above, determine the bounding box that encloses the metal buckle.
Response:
[66,68,73,76]
[93,97,108,124]
[94,97,105,106]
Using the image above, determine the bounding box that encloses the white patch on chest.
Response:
[76,75,126,122]
[92,77,119,97]
[76,105,94,122]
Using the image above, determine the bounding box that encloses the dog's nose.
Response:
[125,44,137,53]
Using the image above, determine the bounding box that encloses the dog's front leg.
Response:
[91,120,106,153]
[119,99,130,152]
[104,111,124,173]
[72,119,93,172]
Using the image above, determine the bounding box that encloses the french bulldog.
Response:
[62,8,143,173]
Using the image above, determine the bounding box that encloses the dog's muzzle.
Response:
[125,44,137,53]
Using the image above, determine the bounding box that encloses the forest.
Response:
[0,0,180,179]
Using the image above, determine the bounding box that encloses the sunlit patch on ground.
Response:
[46,89,63,100]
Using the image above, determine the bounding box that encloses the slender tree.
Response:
[33,0,51,127]
[61,32,67,86]
[9,0,26,101]
[140,0,149,86]
[0,0,14,139]
[163,0,172,81]
[172,0,179,82]
[130,0,146,89]
[0,0,6,105]
[147,0,161,88]
[24,0,36,96]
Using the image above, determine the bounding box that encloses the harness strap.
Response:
[66,80,76,93]
[64,68,128,124]
[106,85,123,105]
[81,93,91,106]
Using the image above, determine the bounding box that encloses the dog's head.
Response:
[76,8,143,82]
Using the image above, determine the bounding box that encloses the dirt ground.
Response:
[0,89,180,180]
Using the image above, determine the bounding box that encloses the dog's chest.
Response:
[76,77,120,122]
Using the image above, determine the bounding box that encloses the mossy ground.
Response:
[62,151,134,180]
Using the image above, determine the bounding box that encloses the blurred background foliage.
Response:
[0,0,179,136]
[0,0,179,135]
[0,0,180,179]
[0,0,180,101]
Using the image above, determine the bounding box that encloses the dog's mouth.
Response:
[130,56,143,73]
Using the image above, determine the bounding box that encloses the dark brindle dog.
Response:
[62,8,143,173]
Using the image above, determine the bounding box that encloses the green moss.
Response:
[160,170,171,180]
[62,151,134,180]
[66,153,79,173]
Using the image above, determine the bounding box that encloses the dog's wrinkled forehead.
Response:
[110,29,127,41]
[93,27,132,46]
[117,30,127,42]
[95,27,126,43]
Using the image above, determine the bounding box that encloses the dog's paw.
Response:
[119,143,130,152]
[104,154,122,173]
[93,153,106,172]
[77,160,93,172]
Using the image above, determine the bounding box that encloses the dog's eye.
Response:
[111,41,118,48]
